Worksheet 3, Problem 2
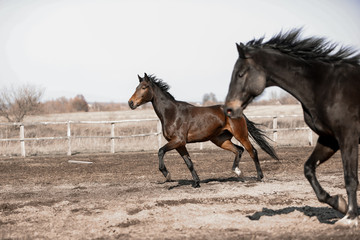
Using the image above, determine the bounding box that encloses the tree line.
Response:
[0,84,128,122]
[0,84,298,123]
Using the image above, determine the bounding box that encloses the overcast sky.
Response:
[1,0,359,103]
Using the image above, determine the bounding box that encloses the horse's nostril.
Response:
[128,101,134,108]
[226,108,233,117]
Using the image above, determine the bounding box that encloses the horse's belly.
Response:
[186,126,222,143]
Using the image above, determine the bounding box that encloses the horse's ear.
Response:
[138,74,143,82]
[143,73,150,82]
[236,43,246,59]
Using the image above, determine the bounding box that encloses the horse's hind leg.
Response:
[233,132,263,180]
[233,145,245,176]
[210,133,244,177]
[229,118,263,180]
[242,140,262,180]
[176,146,200,188]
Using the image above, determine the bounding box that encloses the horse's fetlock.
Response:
[316,192,330,203]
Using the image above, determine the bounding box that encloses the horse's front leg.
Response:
[176,146,200,188]
[336,136,359,227]
[158,148,171,182]
[158,139,185,182]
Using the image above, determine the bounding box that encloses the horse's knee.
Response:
[304,162,315,180]
[158,148,165,159]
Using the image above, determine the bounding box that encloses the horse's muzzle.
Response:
[224,99,244,118]
[128,100,137,110]
[224,106,243,118]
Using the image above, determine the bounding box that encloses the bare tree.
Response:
[71,94,89,112]
[202,92,218,106]
[0,84,44,122]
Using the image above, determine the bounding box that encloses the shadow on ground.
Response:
[166,176,261,190]
[247,206,345,224]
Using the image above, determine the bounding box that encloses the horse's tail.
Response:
[244,115,279,160]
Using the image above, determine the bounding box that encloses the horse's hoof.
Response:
[335,215,359,228]
[257,172,264,181]
[234,167,242,177]
[165,172,172,182]
[335,195,348,214]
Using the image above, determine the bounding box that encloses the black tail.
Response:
[244,115,279,160]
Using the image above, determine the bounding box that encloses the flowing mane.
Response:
[246,28,360,65]
[147,74,175,100]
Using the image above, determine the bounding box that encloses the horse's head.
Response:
[128,73,154,110]
[225,43,266,118]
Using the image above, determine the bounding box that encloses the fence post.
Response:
[308,128,313,146]
[157,120,162,149]
[20,124,26,157]
[67,121,71,156]
[111,122,115,153]
[273,116,278,143]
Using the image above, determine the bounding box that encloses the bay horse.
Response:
[129,73,278,188]
[224,29,360,226]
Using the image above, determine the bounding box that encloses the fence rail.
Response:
[0,115,313,157]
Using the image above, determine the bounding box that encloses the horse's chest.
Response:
[303,107,333,136]
[162,121,187,140]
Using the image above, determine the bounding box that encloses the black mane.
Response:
[246,28,360,65]
[147,74,175,100]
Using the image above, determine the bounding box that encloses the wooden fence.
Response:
[249,114,313,146]
[0,115,313,157]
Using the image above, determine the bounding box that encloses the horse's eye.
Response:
[142,86,148,90]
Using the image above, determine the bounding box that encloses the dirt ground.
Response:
[1,147,360,239]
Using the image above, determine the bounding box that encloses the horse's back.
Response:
[187,104,225,119]
[184,104,227,142]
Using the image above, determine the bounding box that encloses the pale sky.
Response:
[1,0,359,103]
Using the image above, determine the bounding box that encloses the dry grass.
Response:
[0,104,316,157]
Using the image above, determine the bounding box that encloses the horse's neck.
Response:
[259,52,317,108]
[258,51,322,129]
[151,88,178,125]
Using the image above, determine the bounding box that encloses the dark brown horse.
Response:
[224,29,360,226]
[129,73,278,188]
